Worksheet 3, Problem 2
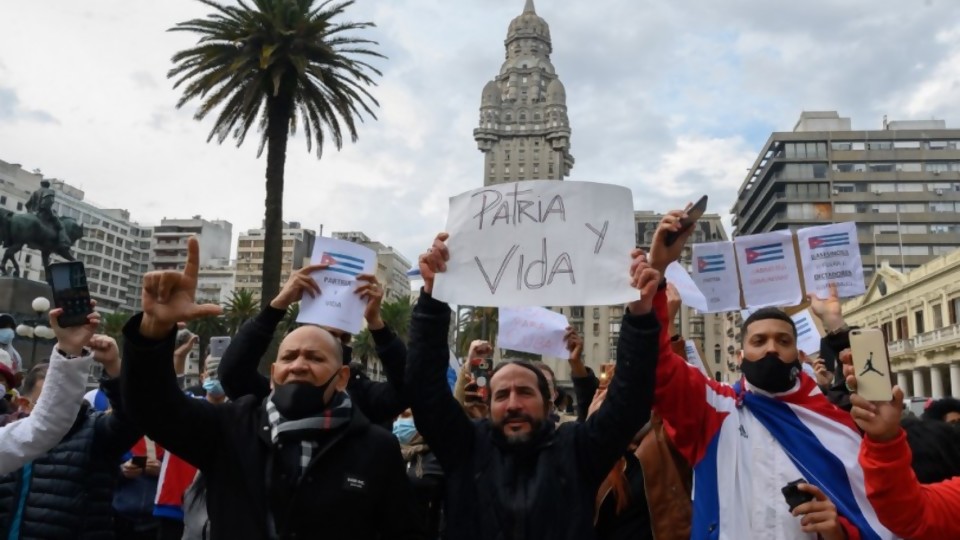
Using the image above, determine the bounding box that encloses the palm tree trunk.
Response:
[260,92,294,310]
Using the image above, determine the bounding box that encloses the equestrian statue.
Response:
[0,181,83,277]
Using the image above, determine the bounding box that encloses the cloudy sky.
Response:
[1,0,958,264]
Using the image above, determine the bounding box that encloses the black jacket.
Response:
[121,314,424,540]
[406,292,659,540]
[572,367,600,423]
[0,376,141,539]
[594,452,653,540]
[218,306,408,425]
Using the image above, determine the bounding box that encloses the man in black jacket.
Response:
[0,312,142,539]
[121,238,424,540]
[218,264,408,427]
[410,233,661,540]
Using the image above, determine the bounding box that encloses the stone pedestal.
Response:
[0,277,55,370]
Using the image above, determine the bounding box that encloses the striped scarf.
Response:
[264,391,353,476]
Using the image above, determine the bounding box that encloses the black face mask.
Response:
[270,370,341,420]
[741,352,801,394]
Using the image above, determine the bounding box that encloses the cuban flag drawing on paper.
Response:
[795,317,812,336]
[697,254,725,273]
[745,243,785,265]
[808,232,850,250]
[319,252,365,277]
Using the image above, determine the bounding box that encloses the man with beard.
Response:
[407,233,661,540]
[121,238,424,540]
[646,210,894,540]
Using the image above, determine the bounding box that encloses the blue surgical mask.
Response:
[202,378,225,397]
[0,329,14,346]
[392,418,417,445]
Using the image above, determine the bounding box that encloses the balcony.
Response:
[910,324,960,351]
[887,340,914,356]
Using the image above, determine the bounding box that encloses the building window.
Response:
[593,308,600,319]
[950,297,960,325]
[933,304,944,329]
[0,196,5,205]
[15,203,22,211]
[896,316,908,339]
[915,311,925,335]
[714,345,721,364]
[881,321,894,343]
[593,323,600,336]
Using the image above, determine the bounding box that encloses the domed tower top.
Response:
[546,78,566,105]
[481,79,502,107]
[506,0,551,49]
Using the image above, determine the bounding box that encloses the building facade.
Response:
[732,111,960,284]
[151,217,232,272]
[331,231,411,301]
[197,259,236,306]
[474,0,574,185]
[234,222,316,300]
[841,252,960,399]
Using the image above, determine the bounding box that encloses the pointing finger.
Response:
[184,236,201,281]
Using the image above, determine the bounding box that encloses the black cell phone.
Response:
[664,195,708,247]
[131,456,147,469]
[470,358,492,401]
[47,261,93,327]
[781,478,815,511]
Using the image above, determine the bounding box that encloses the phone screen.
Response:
[208,337,232,358]
[48,262,92,327]
[470,358,492,400]
[850,329,894,401]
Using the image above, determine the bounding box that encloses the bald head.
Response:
[272,325,348,388]
[280,326,343,365]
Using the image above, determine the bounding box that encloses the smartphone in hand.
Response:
[664,195,708,247]
[850,328,894,402]
[208,336,232,359]
[131,456,148,469]
[470,357,492,401]
[781,479,815,511]
[47,261,93,327]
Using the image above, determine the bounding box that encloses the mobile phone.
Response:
[131,456,147,469]
[849,328,894,402]
[664,195,708,247]
[47,261,93,327]
[781,479,814,511]
[598,362,616,389]
[208,336,231,359]
[176,328,195,348]
[470,357,492,400]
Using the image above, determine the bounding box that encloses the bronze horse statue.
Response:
[0,209,83,277]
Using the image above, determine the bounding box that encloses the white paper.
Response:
[796,222,865,299]
[664,262,708,311]
[691,242,742,312]
[791,309,822,356]
[734,230,803,308]
[684,340,709,375]
[296,237,376,334]
[433,180,637,307]
[497,306,570,359]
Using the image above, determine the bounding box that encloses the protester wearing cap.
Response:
[0,314,23,373]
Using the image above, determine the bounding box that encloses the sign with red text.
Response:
[691,241,742,312]
[433,180,636,307]
[734,230,803,308]
[497,306,570,358]
[797,222,865,299]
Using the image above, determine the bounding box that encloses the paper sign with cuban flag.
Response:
[691,241,741,312]
[297,236,376,334]
[791,309,822,356]
[734,230,802,308]
[797,221,865,299]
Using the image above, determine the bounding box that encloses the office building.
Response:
[841,251,960,399]
[331,231,411,301]
[474,0,574,184]
[197,259,236,306]
[732,111,960,283]
[151,216,232,272]
[235,222,316,299]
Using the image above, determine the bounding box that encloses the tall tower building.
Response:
[474,0,574,185]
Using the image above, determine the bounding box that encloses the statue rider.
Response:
[25,181,67,245]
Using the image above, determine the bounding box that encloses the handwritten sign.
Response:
[691,241,742,312]
[433,180,636,307]
[734,230,802,308]
[797,221,865,299]
[297,237,376,334]
[498,307,570,358]
[791,309,822,356]
[665,262,708,312]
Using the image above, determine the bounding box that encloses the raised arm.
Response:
[0,307,99,474]
[575,251,661,484]
[565,327,598,423]
[123,237,227,470]
[218,306,282,401]
[88,335,143,458]
[405,233,476,471]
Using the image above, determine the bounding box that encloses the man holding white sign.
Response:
[433,180,637,307]
[407,232,661,540]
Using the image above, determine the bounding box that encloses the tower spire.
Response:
[524,0,536,14]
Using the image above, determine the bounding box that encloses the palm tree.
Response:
[276,303,300,337]
[99,312,129,343]
[457,307,498,357]
[222,289,260,334]
[351,327,375,366]
[169,0,384,309]
[379,295,413,342]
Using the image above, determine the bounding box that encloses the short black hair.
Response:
[21,363,49,396]
[740,308,797,346]
[923,397,960,422]
[490,359,552,409]
[901,416,960,483]
[40,180,51,188]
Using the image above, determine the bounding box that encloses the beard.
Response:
[494,411,542,445]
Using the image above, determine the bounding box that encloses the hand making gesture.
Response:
[140,237,223,339]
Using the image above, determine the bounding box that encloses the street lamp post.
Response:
[15,297,54,370]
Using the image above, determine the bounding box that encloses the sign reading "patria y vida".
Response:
[433,180,637,308]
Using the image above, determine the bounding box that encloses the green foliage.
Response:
[99,312,129,343]
[222,289,260,334]
[456,307,498,357]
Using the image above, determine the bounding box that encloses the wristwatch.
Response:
[56,347,89,359]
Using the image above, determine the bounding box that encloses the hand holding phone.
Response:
[470,357,492,401]
[598,362,616,389]
[131,456,148,469]
[781,479,815,512]
[208,336,231,359]
[47,261,93,328]
[849,329,893,402]
[664,195,708,247]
